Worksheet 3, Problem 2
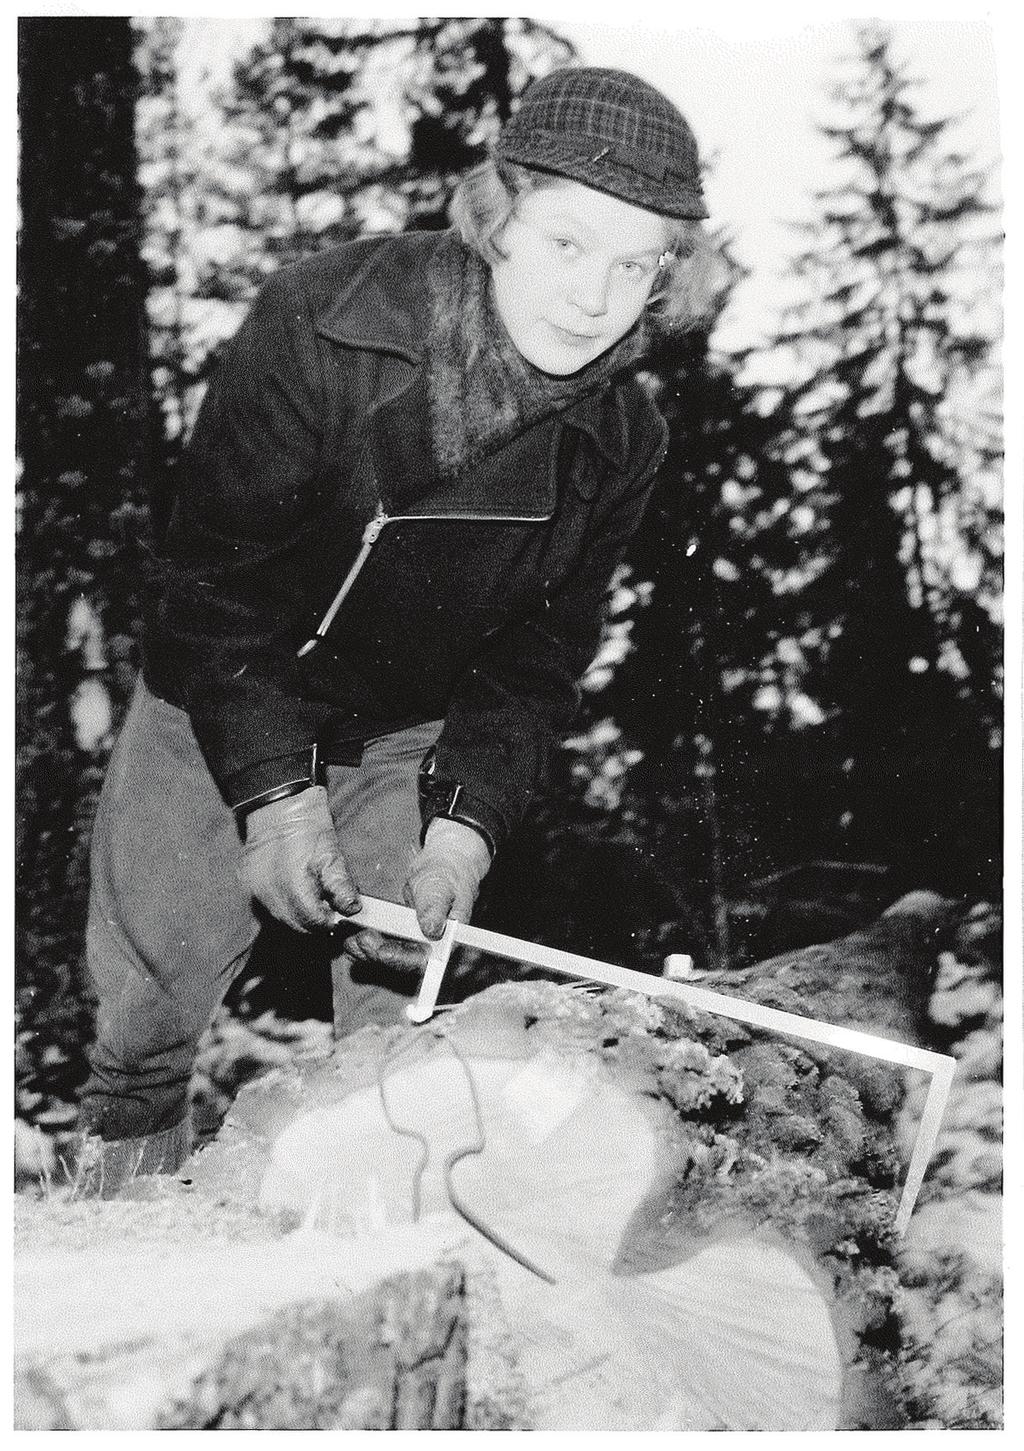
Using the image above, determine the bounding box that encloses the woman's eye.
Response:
[551,236,578,255]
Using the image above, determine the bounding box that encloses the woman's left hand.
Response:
[341,818,492,974]
[404,817,492,938]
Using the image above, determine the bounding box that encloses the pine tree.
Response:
[769,24,1002,896]
[202,17,368,301]
[17,17,153,1118]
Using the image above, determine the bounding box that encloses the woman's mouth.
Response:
[549,323,601,345]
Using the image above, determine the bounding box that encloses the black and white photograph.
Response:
[12,4,1015,1433]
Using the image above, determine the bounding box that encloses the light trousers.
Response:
[80,677,441,1149]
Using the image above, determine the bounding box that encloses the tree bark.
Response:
[16,1265,469,1431]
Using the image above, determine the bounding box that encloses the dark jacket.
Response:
[144,229,668,850]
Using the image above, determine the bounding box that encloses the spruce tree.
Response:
[17,17,152,1119]
[770,23,1002,895]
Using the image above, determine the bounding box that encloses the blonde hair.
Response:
[449,159,718,332]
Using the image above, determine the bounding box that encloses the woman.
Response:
[78,66,715,1189]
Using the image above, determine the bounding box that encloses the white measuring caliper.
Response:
[348,895,955,1236]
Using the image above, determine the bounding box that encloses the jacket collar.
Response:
[315,231,433,365]
[314,229,633,472]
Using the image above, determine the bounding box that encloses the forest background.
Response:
[15,12,1007,1134]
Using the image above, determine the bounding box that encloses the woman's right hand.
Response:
[241,785,361,931]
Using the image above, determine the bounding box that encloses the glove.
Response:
[404,817,492,939]
[347,818,490,973]
[241,785,360,931]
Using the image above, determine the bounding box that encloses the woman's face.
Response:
[490,179,669,376]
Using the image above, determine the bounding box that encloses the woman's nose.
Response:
[569,261,611,317]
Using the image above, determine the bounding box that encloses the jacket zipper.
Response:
[296,500,553,658]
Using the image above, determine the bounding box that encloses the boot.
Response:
[69,1114,194,1199]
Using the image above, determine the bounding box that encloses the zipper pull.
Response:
[362,505,388,546]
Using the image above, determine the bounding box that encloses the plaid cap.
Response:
[496,66,708,221]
